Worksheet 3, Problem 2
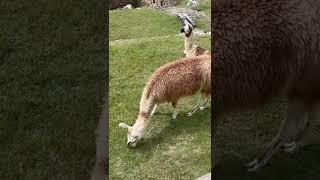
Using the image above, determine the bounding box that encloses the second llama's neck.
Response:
[185,32,195,51]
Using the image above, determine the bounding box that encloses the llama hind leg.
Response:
[199,96,210,110]
[151,104,158,116]
[285,102,320,152]
[246,100,310,172]
[172,101,179,119]
[188,93,206,116]
[282,108,312,153]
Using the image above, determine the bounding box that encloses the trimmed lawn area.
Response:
[197,0,211,32]
[109,7,211,179]
[109,8,181,41]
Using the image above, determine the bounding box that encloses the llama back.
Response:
[212,0,320,113]
[142,55,210,104]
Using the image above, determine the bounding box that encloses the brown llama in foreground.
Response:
[119,55,211,147]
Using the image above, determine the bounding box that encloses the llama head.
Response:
[119,120,146,148]
[181,23,193,38]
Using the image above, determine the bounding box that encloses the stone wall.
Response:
[109,0,141,10]
[143,0,177,8]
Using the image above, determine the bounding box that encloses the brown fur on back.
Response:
[145,55,211,104]
[195,46,208,56]
[212,0,320,115]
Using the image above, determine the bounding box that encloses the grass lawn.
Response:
[109,8,181,41]
[0,0,106,179]
[109,7,211,179]
[196,0,211,32]
[214,98,320,179]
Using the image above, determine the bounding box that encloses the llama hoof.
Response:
[245,159,258,168]
[199,106,206,110]
[187,112,193,116]
[245,159,262,172]
[245,158,267,172]
[172,114,178,119]
[247,164,261,172]
[282,142,297,153]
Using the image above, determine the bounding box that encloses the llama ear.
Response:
[119,123,131,129]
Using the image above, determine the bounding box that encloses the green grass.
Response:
[198,0,211,16]
[109,8,181,41]
[109,8,211,179]
[176,0,189,6]
[0,0,106,179]
[214,98,320,179]
[196,0,211,32]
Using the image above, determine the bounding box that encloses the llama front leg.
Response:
[151,104,158,116]
[188,93,206,116]
[199,96,210,110]
[282,113,311,153]
[172,101,179,119]
[246,100,310,172]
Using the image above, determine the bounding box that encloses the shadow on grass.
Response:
[132,108,211,152]
[214,144,320,180]
[213,99,320,179]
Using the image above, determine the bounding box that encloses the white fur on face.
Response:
[126,120,148,147]
[183,23,191,35]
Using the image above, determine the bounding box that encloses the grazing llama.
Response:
[119,55,211,147]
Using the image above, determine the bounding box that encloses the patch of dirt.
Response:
[109,31,210,46]
[110,34,180,46]
[161,7,207,20]
[193,28,211,36]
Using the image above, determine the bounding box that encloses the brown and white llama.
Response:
[119,55,211,147]
[181,21,210,57]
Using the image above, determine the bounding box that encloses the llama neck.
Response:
[138,97,155,121]
[185,33,195,52]
[132,99,155,134]
[134,85,156,129]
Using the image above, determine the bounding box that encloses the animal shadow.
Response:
[135,108,211,152]
[213,144,320,180]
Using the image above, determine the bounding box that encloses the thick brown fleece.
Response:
[195,46,209,56]
[212,0,320,115]
[143,55,211,109]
